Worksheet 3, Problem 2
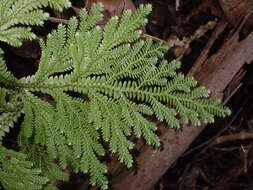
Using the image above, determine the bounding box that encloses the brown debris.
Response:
[219,0,253,26]
[85,0,136,25]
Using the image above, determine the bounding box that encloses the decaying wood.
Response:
[211,131,253,145]
[223,68,246,104]
[111,23,253,190]
[219,0,253,26]
[167,20,217,59]
[187,21,227,77]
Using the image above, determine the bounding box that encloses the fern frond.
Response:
[19,90,108,188]
[150,98,180,128]
[0,56,17,83]
[0,147,48,190]
[35,24,72,81]
[0,0,71,47]
[79,3,104,33]
[18,141,70,184]
[53,93,108,188]
[138,60,181,87]
[46,0,71,11]
[0,3,231,189]
[0,27,36,47]
[0,88,22,143]
[101,4,152,50]
[91,94,134,167]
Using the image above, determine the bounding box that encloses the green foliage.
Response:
[0,88,22,142]
[0,3,231,190]
[0,0,71,47]
[0,147,48,190]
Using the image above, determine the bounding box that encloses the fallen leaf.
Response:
[86,0,136,25]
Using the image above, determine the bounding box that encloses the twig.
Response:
[187,21,227,77]
[142,34,168,45]
[212,131,253,145]
[223,68,246,104]
[48,17,69,24]
[71,6,81,15]
[175,0,180,11]
[212,145,248,152]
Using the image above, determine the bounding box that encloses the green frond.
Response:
[120,97,160,146]
[13,10,47,25]
[66,17,79,46]
[0,111,21,143]
[50,92,107,187]
[0,88,22,143]
[0,3,231,190]
[0,57,17,83]
[46,0,71,11]
[79,3,104,33]
[35,24,72,81]
[138,60,181,87]
[92,94,134,167]
[100,4,152,50]
[0,147,48,190]
[150,98,180,128]
[18,142,70,186]
[21,92,56,146]
[0,26,35,47]
[135,114,160,146]
[0,0,71,47]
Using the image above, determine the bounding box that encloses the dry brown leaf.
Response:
[85,0,136,25]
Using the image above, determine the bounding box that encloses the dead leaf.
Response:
[85,0,136,25]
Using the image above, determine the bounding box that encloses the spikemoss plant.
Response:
[0,0,71,47]
[0,2,230,189]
